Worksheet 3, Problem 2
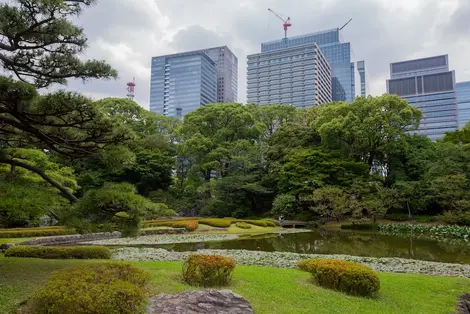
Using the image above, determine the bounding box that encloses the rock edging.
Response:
[112,248,470,278]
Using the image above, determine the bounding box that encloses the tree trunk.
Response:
[406,201,411,219]
[0,157,78,203]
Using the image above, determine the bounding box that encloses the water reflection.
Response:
[132,231,470,264]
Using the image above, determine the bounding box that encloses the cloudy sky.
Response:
[61,0,469,108]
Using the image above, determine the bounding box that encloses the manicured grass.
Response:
[1,255,468,314]
[0,237,33,245]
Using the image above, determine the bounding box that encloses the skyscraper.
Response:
[386,55,458,140]
[149,46,238,118]
[246,42,332,107]
[457,81,470,128]
[357,60,368,96]
[201,46,238,103]
[260,29,355,102]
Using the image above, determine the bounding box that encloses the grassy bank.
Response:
[1,256,468,314]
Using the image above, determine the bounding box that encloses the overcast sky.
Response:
[54,0,470,108]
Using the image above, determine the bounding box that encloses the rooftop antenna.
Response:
[268,8,292,40]
[126,77,136,100]
[339,18,352,31]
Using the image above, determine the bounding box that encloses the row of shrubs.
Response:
[0,228,76,238]
[143,220,198,231]
[143,218,278,230]
[14,252,379,313]
[5,245,111,259]
[235,222,252,229]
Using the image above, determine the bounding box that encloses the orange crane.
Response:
[268,8,291,39]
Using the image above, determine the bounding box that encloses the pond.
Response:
[125,230,470,264]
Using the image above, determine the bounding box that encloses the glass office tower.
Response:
[246,43,332,108]
[386,55,458,140]
[457,81,470,128]
[357,60,368,96]
[260,29,355,102]
[150,46,238,118]
[201,46,238,103]
[149,51,217,118]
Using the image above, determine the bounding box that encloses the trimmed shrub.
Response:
[143,220,198,231]
[385,213,409,222]
[235,222,252,229]
[237,219,277,227]
[171,220,198,231]
[5,245,111,259]
[297,259,380,297]
[340,224,379,231]
[0,228,76,238]
[199,219,232,228]
[32,263,149,314]
[440,211,470,226]
[182,254,236,287]
[416,215,438,223]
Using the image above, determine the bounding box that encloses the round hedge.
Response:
[32,263,149,314]
[182,254,236,287]
[297,258,380,297]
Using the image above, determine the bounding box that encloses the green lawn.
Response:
[0,255,468,314]
[0,238,33,245]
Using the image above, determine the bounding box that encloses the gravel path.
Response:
[112,247,470,278]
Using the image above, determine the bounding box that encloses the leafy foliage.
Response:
[32,264,149,314]
[182,254,236,287]
[5,245,111,259]
[66,183,173,236]
[297,258,380,297]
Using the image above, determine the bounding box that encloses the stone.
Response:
[456,294,470,314]
[0,243,15,252]
[146,290,254,314]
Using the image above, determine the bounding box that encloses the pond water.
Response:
[129,230,470,264]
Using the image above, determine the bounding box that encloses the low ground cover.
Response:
[112,248,470,277]
[1,256,468,314]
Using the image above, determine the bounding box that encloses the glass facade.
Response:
[246,43,332,107]
[150,46,238,118]
[357,60,368,96]
[260,29,355,102]
[201,46,238,103]
[457,81,470,128]
[149,52,217,118]
[387,55,458,140]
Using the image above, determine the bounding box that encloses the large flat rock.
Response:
[146,289,254,314]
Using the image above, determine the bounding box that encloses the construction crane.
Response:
[268,8,291,39]
[339,18,352,31]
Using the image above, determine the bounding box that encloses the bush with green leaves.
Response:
[416,215,438,223]
[66,182,170,236]
[32,263,149,314]
[182,254,236,287]
[297,258,380,297]
[440,211,470,226]
[272,194,298,218]
[199,219,232,228]
[385,213,410,221]
[235,222,252,229]
[0,227,75,238]
[5,245,111,259]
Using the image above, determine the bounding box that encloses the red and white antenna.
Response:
[126,77,136,100]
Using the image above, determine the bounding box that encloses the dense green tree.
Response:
[312,95,421,172]
[0,0,124,203]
